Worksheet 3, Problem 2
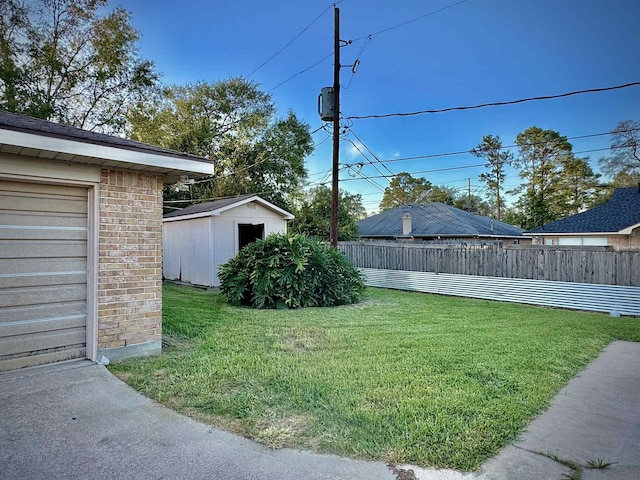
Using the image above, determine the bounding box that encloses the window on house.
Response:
[557,237,607,246]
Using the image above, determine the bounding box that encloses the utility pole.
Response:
[330,6,340,247]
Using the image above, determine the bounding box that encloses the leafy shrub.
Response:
[219,233,365,309]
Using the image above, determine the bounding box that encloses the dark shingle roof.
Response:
[0,110,210,164]
[357,203,523,238]
[163,194,257,218]
[527,187,640,233]
[163,194,294,220]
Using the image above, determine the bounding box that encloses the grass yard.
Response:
[109,285,640,471]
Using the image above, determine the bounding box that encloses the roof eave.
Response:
[211,195,295,219]
[163,211,217,222]
[619,221,640,235]
[530,231,619,236]
[163,195,295,222]
[1,127,214,177]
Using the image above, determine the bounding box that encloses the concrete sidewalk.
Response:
[1,341,639,480]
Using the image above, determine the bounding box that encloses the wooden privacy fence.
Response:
[339,242,640,287]
[338,242,640,315]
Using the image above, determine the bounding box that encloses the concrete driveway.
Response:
[1,341,639,480]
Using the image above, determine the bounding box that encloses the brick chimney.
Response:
[402,212,412,236]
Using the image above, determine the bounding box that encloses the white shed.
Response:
[162,194,294,287]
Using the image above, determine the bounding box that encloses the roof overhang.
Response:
[163,195,295,222]
[619,222,640,235]
[360,234,531,240]
[530,231,624,236]
[0,127,214,180]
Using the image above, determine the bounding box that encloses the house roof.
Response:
[0,110,214,178]
[527,186,640,234]
[357,203,524,238]
[163,194,294,221]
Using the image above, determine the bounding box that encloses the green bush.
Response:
[219,233,365,309]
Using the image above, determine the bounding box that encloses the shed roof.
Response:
[0,110,213,178]
[358,203,524,238]
[163,194,294,221]
[527,186,640,234]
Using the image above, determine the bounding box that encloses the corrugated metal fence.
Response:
[339,242,640,316]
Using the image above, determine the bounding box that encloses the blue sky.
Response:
[112,0,640,213]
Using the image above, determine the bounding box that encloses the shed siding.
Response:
[212,202,288,286]
[162,217,212,286]
[163,200,289,288]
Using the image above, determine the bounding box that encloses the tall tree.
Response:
[599,120,640,186]
[454,194,491,217]
[512,126,573,229]
[0,0,157,133]
[470,134,512,220]
[379,173,434,210]
[289,186,365,241]
[128,78,314,210]
[556,156,602,215]
[378,172,457,210]
[428,185,457,205]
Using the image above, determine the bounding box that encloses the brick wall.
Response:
[98,169,163,351]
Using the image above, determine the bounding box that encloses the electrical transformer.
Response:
[318,87,335,121]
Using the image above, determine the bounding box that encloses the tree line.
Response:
[1,1,638,239]
[379,123,639,230]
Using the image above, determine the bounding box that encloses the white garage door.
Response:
[0,180,88,371]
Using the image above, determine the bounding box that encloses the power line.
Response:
[163,191,273,204]
[351,0,468,42]
[346,164,387,192]
[343,127,640,167]
[346,81,640,120]
[267,0,468,93]
[348,129,395,175]
[342,35,371,90]
[313,134,333,148]
[310,124,327,135]
[247,2,341,77]
[341,163,488,182]
[268,51,333,92]
[344,137,391,181]
[339,146,615,189]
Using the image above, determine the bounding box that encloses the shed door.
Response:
[0,180,88,371]
[238,223,264,250]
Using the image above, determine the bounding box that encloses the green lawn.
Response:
[109,284,640,470]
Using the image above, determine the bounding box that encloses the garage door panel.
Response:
[0,226,87,240]
[1,194,87,215]
[0,241,87,259]
[0,257,87,275]
[0,327,85,357]
[0,347,86,371]
[0,180,88,197]
[0,212,87,228]
[0,180,89,370]
[0,284,86,308]
[0,301,86,324]
[0,272,87,289]
[0,314,86,337]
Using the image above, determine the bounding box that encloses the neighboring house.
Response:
[527,186,640,247]
[0,110,213,371]
[357,203,528,243]
[162,195,294,287]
